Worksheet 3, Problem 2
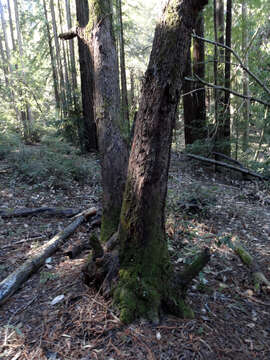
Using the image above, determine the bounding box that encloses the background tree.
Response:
[75,0,98,153]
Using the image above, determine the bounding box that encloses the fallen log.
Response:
[0,207,82,219]
[231,237,270,293]
[186,153,265,180]
[0,207,97,306]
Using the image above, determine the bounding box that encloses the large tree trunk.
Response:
[115,0,208,324]
[75,0,98,152]
[63,0,129,241]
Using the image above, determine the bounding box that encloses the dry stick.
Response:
[188,75,270,107]
[186,153,266,180]
[0,207,97,306]
[192,34,270,97]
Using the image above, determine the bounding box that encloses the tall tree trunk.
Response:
[65,0,78,111]
[88,0,129,242]
[13,0,33,142]
[57,0,71,111]
[60,0,129,241]
[0,34,9,86]
[116,0,208,324]
[0,0,10,85]
[242,0,249,152]
[117,0,130,136]
[43,0,60,111]
[183,11,206,146]
[7,0,15,49]
[75,0,98,152]
[223,0,232,156]
[50,0,66,117]
[214,0,229,155]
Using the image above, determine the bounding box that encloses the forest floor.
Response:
[0,144,270,360]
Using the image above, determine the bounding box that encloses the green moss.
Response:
[100,207,120,243]
[87,0,111,31]
[234,245,253,267]
[177,299,195,319]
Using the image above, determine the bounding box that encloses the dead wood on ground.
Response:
[186,153,265,180]
[0,207,97,305]
[0,207,82,218]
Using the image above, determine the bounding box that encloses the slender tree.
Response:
[242,0,249,152]
[75,0,98,152]
[50,0,66,117]
[13,0,34,143]
[223,0,232,156]
[65,0,78,111]
[43,0,60,110]
[117,0,130,136]
[183,11,206,146]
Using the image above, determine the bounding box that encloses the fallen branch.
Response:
[64,215,101,258]
[212,152,244,168]
[231,237,270,292]
[186,153,265,180]
[178,248,211,289]
[0,207,97,305]
[0,207,82,219]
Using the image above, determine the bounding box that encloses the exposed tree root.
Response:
[231,237,270,292]
[0,207,82,218]
[0,207,97,305]
[82,237,211,324]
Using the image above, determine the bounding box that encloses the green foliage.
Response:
[40,271,58,284]
[2,135,100,190]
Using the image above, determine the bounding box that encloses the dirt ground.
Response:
[0,150,270,360]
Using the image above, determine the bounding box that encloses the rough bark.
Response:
[83,0,129,242]
[115,0,209,324]
[0,208,97,306]
[75,0,98,152]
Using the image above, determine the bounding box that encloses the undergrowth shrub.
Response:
[7,139,100,189]
[0,132,22,159]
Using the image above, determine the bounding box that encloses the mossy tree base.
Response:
[82,234,211,324]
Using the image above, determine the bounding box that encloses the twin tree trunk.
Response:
[116,0,208,323]
[61,0,208,323]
